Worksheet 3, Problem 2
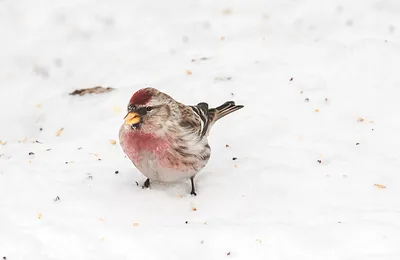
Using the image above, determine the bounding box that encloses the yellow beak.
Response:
[124,112,141,125]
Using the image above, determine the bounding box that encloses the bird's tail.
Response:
[209,101,244,123]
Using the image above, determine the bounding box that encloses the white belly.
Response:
[134,151,202,182]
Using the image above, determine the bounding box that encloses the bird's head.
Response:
[124,87,176,131]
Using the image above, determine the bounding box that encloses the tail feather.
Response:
[210,101,244,123]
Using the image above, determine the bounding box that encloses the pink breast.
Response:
[121,131,168,163]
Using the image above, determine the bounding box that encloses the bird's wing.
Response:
[189,102,210,138]
[180,101,243,139]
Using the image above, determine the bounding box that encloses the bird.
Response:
[119,87,243,195]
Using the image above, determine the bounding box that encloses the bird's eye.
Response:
[146,107,153,112]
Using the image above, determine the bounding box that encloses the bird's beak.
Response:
[124,112,141,125]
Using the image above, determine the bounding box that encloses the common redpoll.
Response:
[119,87,243,195]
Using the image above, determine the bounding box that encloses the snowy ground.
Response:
[1,0,400,259]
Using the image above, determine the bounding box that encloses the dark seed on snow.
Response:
[227,252,231,256]
[232,157,237,160]
[39,128,43,131]
[305,98,310,102]
[290,77,293,81]
[185,221,188,224]
[115,171,119,174]
[135,181,139,186]
[356,143,360,145]
[29,152,35,155]
[317,160,322,164]
[54,196,60,201]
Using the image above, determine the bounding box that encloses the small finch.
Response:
[119,87,243,195]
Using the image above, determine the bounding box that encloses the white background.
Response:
[0,0,399,259]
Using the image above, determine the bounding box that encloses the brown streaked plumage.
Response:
[119,87,243,195]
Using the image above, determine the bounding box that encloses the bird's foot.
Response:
[190,177,197,196]
[142,178,150,189]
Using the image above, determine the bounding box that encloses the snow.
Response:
[1,0,400,259]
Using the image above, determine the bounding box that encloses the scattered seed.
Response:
[356,143,360,145]
[225,144,230,148]
[192,207,197,211]
[109,139,117,145]
[305,98,309,102]
[215,76,232,81]
[314,108,320,112]
[290,77,293,81]
[232,157,237,160]
[200,240,204,244]
[39,128,43,131]
[357,118,364,122]
[317,160,322,164]
[54,196,60,201]
[29,152,35,155]
[38,213,43,219]
[3,256,7,260]
[133,222,140,227]
[185,221,189,224]
[338,221,342,224]
[227,252,231,256]
[192,57,209,62]
[374,184,387,189]
[234,164,238,168]
[56,128,64,137]
[186,70,192,75]
[135,181,139,186]
[115,170,119,174]
[46,148,52,151]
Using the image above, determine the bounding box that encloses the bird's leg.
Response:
[142,178,150,189]
[190,177,197,196]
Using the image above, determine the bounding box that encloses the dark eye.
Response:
[146,107,153,112]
